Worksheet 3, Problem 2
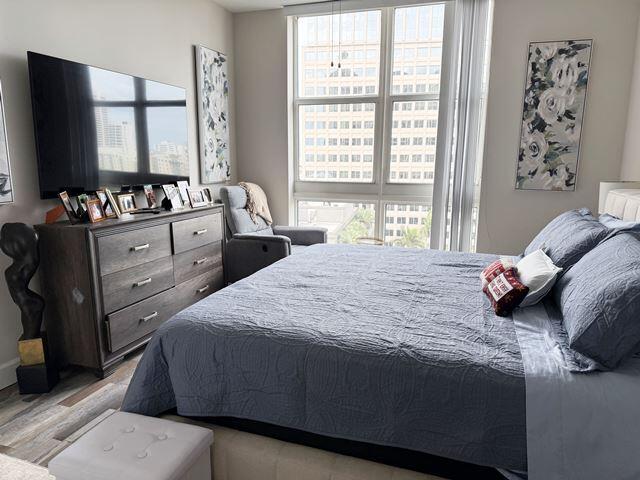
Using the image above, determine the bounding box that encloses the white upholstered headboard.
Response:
[603,189,640,222]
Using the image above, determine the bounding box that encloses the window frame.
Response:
[291,2,455,248]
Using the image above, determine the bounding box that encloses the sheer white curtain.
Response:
[437,0,493,252]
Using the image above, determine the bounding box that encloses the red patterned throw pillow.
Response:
[482,267,529,317]
[480,258,516,288]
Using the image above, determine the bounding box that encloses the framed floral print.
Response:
[196,45,230,184]
[516,40,592,191]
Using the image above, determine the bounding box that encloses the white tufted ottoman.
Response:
[49,411,213,480]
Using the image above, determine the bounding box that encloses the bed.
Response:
[122,189,640,480]
[122,245,526,474]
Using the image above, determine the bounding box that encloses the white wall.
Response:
[477,0,640,254]
[0,0,235,388]
[621,18,640,181]
[234,10,290,224]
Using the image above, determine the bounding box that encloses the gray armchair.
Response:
[220,186,327,283]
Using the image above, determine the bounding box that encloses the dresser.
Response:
[35,205,225,377]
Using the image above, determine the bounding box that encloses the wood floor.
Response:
[0,352,141,467]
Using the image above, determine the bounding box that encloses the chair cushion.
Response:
[221,186,273,236]
[231,209,272,235]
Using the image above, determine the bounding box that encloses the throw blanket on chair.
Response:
[239,182,273,225]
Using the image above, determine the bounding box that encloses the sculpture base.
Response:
[16,363,59,395]
[18,338,46,366]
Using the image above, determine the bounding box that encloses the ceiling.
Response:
[214,0,320,13]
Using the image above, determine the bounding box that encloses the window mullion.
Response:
[376,7,392,207]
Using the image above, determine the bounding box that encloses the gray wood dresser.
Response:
[35,205,225,377]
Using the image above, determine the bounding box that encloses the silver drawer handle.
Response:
[196,285,210,294]
[140,312,158,323]
[131,243,150,252]
[133,277,152,288]
[194,229,208,236]
[194,257,208,265]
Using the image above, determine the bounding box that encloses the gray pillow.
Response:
[599,213,640,233]
[553,232,640,369]
[525,208,610,269]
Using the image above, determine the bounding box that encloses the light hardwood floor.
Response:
[0,352,141,467]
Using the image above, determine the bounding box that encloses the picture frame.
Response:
[96,189,117,219]
[176,180,190,204]
[162,184,183,210]
[104,189,122,218]
[117,193,137,213]
[86,199,106,223]
[0,79,15,205]
[196,45,230,184]
[76,194,89,212]
[187,187,208,208]
[516,39,593,191]
[203,187,214,204]
[58,191,78,223]
[143,184,157,208]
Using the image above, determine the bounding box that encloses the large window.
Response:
[293,4,454,249]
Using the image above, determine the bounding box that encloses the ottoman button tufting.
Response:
[48,412,213,480]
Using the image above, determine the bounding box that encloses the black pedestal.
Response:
[16,363,59,394]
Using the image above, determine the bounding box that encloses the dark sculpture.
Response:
[0,223,45,340]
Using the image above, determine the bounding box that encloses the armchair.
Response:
[220,186,327,283]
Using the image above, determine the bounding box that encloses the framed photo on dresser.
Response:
[162,184,184,210]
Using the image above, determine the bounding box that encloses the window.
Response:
[298,11,381,98]
[298,201,376,244]
[293,3,480,249]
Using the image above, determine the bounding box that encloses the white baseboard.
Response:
[0,357,19,390]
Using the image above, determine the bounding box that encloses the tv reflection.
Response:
[88,66,189,180]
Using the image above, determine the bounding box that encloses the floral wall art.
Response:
[196,45,230,184]
[516,40,592,191]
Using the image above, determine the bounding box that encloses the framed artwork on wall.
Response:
[0,79,15,205]
[516,40,592,191]
[196,45,230,184]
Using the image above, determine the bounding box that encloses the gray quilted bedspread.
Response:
[122,244,526,470]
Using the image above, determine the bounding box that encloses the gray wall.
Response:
[477,0,640,254]
[234,10,290,224]
[622,17,640,181]
[0,0,235,388]
[234,1,640,255]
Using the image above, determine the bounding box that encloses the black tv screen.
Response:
[28,52,190,199]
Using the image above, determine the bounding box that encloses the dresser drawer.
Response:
[106,287,181,352]
[173,242,223,285]
[172,213,223,254]
[175,267,224,310]
[98,224,172,276]
[101,256,175,314]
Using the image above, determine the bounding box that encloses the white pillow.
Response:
[516,249,562,307]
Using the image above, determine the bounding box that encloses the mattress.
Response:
[122,244,527,471]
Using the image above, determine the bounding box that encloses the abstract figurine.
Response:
[0,222,58,393]
[0,222,45,340]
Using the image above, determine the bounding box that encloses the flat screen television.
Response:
[28,52,190,199]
